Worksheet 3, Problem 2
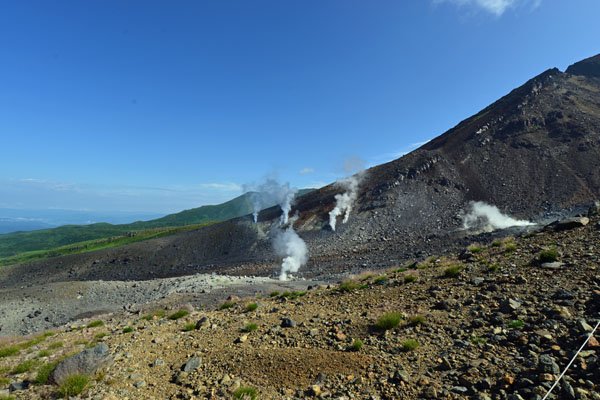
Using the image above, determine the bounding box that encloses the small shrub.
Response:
[94,332,108,340]
[0,346,19,358]
[349,339,364,352]
[182,323,196,332]
[269,291,280,297]
[245,303,258,312]
[408,315,426,326]
[219,301,235,310]
[58,374,89,397]
[339,280,366,292]
[403,274,417,283]
[233,386,258,399]
[394,267,407,273]
[0,376,10,385]
[375,312,403,331]
[373,275,388,285]
[122,326,134,333]
[86,320,104,328]
[12,359,39,374]
[508,319,525,330]
[538,248,558,263]
[504,242,517,252]
[444,265,463,278]
[168,310,189,320]
[241,323,258,333]
[467,244,483,253]
[470,335,487,345]
[48,342,64,350]
[491,239,502,247]
[487,263,499,273]
[280,290,306,299]
[141,310,166,320]
[37,350,51,358]
[400,339,419,352]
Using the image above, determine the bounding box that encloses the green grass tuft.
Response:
[122,326,134,333]
[400,339,419,352]
[241,323,258,333]
[0,346,19,358]
[58,374,89,397]
[233,386,258,399]
[245,303,258,312]
[219,301,235,310]
[443,265,463,278]
[141,309,166,321]
[47,341,64,350]
[407,315,426,326]
[37,350,51,358]
[11,359,38,375]
[168,310,189,320]
[538,248,558,263]
[349,339,364,352]
[403,274,417,284]
[269,291,280,297]
[508,319,525,330]
[86,320,104,328]
[339,279,367,292]
[375,312,403,331]
[182,323,196,332]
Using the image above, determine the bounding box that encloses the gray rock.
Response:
[195,316,210,329]
[539,354,560,374]
[152,358,165,367]
[182,356,202,372]
[541,262,564,270]
[51,343,112,385]
[281,317,296,328]
[133,380,146,388]
[577,319,593,333]
[547,217,590,231]
[9,381,29,392]
[588,200,600,217]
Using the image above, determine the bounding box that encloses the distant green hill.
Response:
[0,189,314,260]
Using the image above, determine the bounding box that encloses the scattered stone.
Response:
[281,318,296,328]
[547,217,590,231]
[50,343,112,385]
[541,262,564,270]
[182,356,202,372]
[9,381,29,392]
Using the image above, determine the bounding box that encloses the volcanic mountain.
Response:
[2,54,600,286]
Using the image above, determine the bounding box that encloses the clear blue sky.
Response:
[1,0,599,214]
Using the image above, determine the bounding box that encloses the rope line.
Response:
[541,319,599,400]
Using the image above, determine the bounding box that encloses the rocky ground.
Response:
[0,214,598,399]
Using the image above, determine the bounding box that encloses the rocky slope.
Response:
[0,213,598,399]
[3,54,600,289]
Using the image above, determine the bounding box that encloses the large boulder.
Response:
[545,217,590,232]
[50,343,112,385]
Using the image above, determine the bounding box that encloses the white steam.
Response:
[245,179,298,224]
[273,227,309,281]
[461,201,534,232]
[329,174,362,231]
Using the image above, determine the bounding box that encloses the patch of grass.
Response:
[373,275,388,285]
[467,244,483,253]
[0,395,15,400]
[470,335,487,345]
[339,279,367,292]
[74,339,89,346]
[269,291,280,297]
[280,290,306,299]
[37,350,51,358]
[491,239,502,247]
[122,326,134,333]
[0,376,10,385]
[508,319,525,330]
[375,312,403,331]
[241,323,258,333]
[86,320,104,328]
[219,301,235,310]
[393,267,407,273]
[538,248,558,263]
[141,309,166,321]
[18,336,46,350]
[403,274,418,284]
[504,242,517,252]
[48,341,64,350]
[168,310,189,320]
[400,339,419,352]
[407,315,426,326]
[34,361,58,385]
[245,303,258,312]
[0,346,19,358]
[348,339,363,352]
[11,359,39,374]
[93,332,108,340]
[487,263,499,272]
[182,323,196,332]
[58,374,89,397]
[233,386,258,399]
[443,265,463,278]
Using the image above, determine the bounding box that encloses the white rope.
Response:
[541,319,600,400]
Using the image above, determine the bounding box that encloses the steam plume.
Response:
[245,179,298,224]
[329,174,362,231]
[461,201,534,232]
[273,227,308,280]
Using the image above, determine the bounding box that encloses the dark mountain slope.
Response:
[2,54,600,284]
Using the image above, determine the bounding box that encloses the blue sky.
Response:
[1,0,599,214]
